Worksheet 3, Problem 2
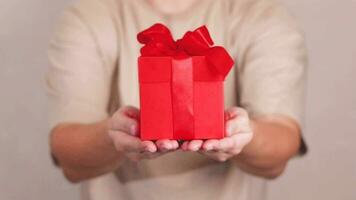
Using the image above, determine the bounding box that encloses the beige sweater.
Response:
[47,0,307,199]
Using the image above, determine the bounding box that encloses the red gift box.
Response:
[137,24,234,140]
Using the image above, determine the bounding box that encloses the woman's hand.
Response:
[181,107,253,162]
[108,106,179,162]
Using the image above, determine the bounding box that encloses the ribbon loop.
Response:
[138,23,234,79]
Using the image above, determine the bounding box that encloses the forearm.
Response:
[234,116,301,178]
[50,120,123,182]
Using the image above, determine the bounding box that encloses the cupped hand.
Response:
[181,107,253,162]
[107,106,179,161]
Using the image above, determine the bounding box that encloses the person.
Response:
[46,0,307,199]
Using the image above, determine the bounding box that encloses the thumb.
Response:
[225,107,239,121]
[120,106,140,121]
[110,106,140,136]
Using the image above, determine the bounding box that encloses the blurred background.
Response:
[0,0,355,199]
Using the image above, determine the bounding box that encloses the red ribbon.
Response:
[171,58,195,139]
[138,24,234,139]
[137,23,234,77]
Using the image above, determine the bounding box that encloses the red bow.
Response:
[137,23,234,78]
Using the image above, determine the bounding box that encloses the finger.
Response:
[225,107,250,120]
[181,141,190,151]
[108,130,145,153]
[187,140,203,151]
[119,106,140,120]
[110,112,139,136]
[216,132,253,155]
[235,107,249,118]
[225,107,240,120]
[142,140,157,153]
[170,140,179,150]
[216,137,235,152]
[225,117,250,136]
[225,114,251,137]
[201,139,219,151]
[156,139,174,152]
[225,118,239,137]
[199,151,230,162]
[158,140,180,151]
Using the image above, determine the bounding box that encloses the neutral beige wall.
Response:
[0,0,355,200]
[267,1,356,199]
[0,0,79,199]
